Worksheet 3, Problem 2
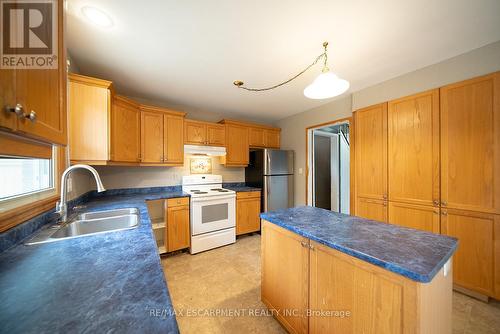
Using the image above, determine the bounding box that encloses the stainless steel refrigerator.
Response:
[245,149,294,212]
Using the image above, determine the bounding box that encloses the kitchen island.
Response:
[260,206,458,334]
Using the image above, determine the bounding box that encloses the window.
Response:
[0,157,53,200]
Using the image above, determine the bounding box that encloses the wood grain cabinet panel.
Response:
[441,209,495,296]
[388,90,440,206]
[184,120,207,145]
[356,197,387,222]
[249,127,266,147]
[388,202,440,233]
[141,110,164,163]
[164,115,184,164]
[0,66,17,131]
[111,96,141,162]
[440,73,500,214]
[7,0,67,145]
[265,129,281,148]
[309,241,405,334]
[222,123,249,166]
[68,74,112,162]
[261,221,309,334]
[207,124,226,146]
[354,103,388,201]
[166,203,190,252]
[236,191,261,235]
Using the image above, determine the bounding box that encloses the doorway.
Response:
[307,120,351,214]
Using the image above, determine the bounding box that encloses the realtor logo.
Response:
[1,0,58,69]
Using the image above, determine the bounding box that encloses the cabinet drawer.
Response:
[237,191,261,199]
[167,197,190,207]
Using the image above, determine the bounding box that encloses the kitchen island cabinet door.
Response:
[261,221,309,334]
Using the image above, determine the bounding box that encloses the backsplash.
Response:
[66,157,245,200]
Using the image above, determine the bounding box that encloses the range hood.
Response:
[184,145,226,156]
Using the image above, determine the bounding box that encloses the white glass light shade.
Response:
[303,71,350,99]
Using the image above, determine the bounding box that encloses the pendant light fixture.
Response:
[233,42,349,99]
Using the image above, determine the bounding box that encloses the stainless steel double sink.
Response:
[25,208,140,245]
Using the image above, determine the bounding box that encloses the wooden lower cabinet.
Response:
[261,220,309,334]
[262,220,453,334]
[309,240,452,334]
[388,202,440,233]
[441,209,496,297]
[356,197,387,222]
[166,198,190,252]
[236,191,261,235]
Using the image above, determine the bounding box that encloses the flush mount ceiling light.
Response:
[233,42,349,100]
[81,6,113,28]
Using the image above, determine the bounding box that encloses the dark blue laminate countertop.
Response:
[260,206,458,283]
[0,190,190,334]
[222,183,261,193]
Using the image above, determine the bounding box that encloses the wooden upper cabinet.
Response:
[249,127,281,148]
[184,119,206,145]
[388,201,440,233]
[140,110,164,163]
[164,114,184,164]
[388,89,440,206]
[111,95,141,162]
[221,122,249,166]
[0,0,66,145]
[355,197,387,222]
[249,127,266,147]
[0,68,17,131]
[440,73,500,214]
[206,124,226,146]
[354,103,388,200]
[265,129,281,148]
[441,208,496,296]
[68,74,112,162]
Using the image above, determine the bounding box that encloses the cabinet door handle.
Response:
[25,110,36,122]
[441,211,448,216]
[433,200,439,206]
[300,241,308,248]
[309,244,315,251]
[441,201,447,206]
[382,193,387,200]
[6,103,25,118]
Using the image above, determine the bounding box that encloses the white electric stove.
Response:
[182,175,236,254]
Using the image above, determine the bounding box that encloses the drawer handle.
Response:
[6,103,25,118]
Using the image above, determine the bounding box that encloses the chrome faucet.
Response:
[56,164,106,223]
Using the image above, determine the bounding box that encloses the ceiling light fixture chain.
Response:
[233,41,329,92]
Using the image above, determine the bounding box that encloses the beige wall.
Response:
[278,40,500,206]
[276,96,352,206]
[92,158,244,190]
[352,40,500,110]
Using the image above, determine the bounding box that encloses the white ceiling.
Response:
[66,0,500,122]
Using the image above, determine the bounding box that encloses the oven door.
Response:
[190,194,236,236]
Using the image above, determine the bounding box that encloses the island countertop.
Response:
[260,206,458,283]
